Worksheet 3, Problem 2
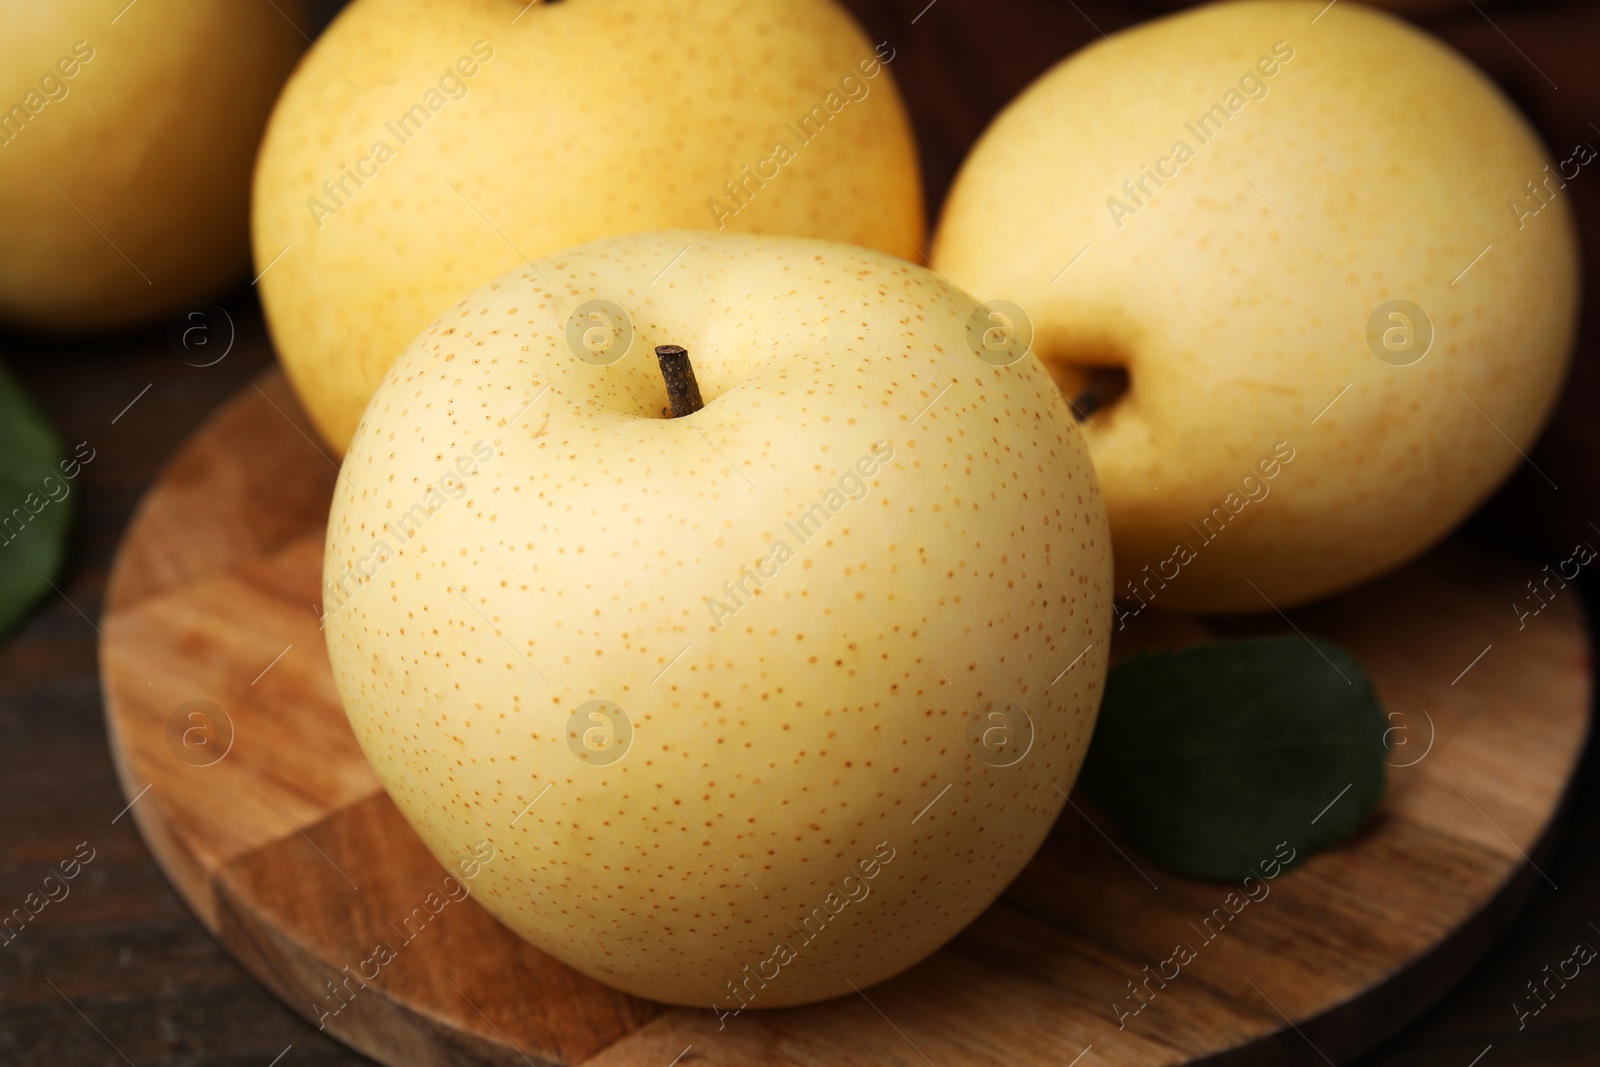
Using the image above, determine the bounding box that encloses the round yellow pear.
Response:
[254,0,925,453]
[933,0,1579,613]
[1149,0,1476,14]
[0,0,305,332]
[321,230,1111,1007]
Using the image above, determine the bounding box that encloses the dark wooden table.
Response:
[3,1,1599,1063]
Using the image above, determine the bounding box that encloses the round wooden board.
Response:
[100,370,1592,1067]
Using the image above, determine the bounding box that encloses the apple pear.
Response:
[253,0,925,453]
[0,0,305,332]
[932,0,1578,613]
[321,230,1111,1007]
[1149,0,1478,15]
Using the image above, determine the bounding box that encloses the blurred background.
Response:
[1,0,1597,1063]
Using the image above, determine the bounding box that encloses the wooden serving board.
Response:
[100,370,1592,1067]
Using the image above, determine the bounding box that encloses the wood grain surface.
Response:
[95,370,1591,1067]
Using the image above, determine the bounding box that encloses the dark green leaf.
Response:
[1078,635,1387,881]
[0,361,73,638]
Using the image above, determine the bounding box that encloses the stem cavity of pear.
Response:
[655,344,705,418]
[1070,366,1130,421]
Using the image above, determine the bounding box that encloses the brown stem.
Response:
[1070,367,1129,421]
[655,345,704,418]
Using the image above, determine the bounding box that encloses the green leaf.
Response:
[1078,635,1387,881]
[0,361,73,639]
